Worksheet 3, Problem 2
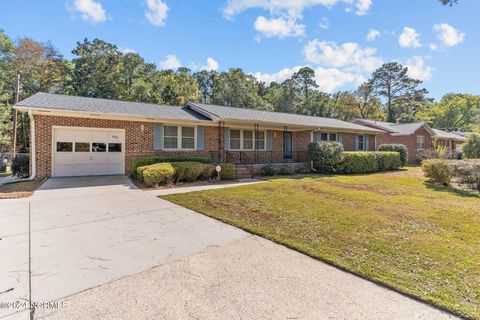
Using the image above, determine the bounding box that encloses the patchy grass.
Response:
[0,179,44,199]
[163,167,480,319]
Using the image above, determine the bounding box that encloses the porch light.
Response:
[141,124,145,133]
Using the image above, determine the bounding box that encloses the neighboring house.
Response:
[352,119,466,164]
[14,92,382,179]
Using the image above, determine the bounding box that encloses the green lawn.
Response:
[163,167,480,319]
[0,172,11,177]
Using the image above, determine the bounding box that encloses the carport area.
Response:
[0,176,247,319]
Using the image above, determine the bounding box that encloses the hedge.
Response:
[219,163,235,180]
[373,151,402,171]
[172,162,215,182]
[378,144,408,167]
[260,164,277,176]
[421,159,453,186]
[131,156,212,178]
[338,152,378,174]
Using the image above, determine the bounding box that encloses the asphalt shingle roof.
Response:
[16,93,382,133]
[16,92,209,121]
[187,102,382,132]
[432,129,466,141]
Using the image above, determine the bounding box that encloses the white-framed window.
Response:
[229,129,266,150]
[417,135,426,150]
[357,135,365,151]
[164,125,195,150]
[319,132,338,142]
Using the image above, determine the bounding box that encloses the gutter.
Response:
[28,109,36,180]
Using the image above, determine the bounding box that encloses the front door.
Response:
[283,131,293,161]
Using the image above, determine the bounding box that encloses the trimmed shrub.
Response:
[379,144,408,167]
[260,164,277,176]
[171,162,205,182]
[373,151,402,171]
[142,163,175,187]
[448,160,480,190]
[12,155,29,178]
[338,152,378,174]
[295,165,311,174]
[219,163,235,180]
[308,142,344,173]
[131,156,212,178]
[278,166,295,175]
[421,159,453,186]
[199,163,216,180]
[462,133,480,159]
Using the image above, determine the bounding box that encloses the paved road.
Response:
[1,176,458,320]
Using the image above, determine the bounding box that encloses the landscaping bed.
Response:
[0,179,45,199]
[163,167,480,319]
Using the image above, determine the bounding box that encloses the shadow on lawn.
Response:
[424,181,480,198]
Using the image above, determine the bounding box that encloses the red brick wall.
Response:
[293,130,312,152]
[367,125,434,164]
[341,133,376,151]
[33,115,220,178]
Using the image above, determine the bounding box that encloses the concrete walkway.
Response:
[146,178,264,196]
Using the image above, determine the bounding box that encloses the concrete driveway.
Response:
[0,176,247,319]
[1,176,458,320]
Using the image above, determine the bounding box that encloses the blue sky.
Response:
[1,0,478,99]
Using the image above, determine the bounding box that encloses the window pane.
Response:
[108,143,122,152]
[329,133,337,141]
[230,130,240,139]
[256,139,265,150]
[243,130,253,140]
[230,139,240,150]
[164,126,178,137]
[92,143,107,152]
[75,142,90,152]
[256,131,265,140]
[56,142,73,152]
[164,137,178,149]
[243,140,253,150]
[321,133,328,141]
[182,127,194,138]
[182,138,195,149]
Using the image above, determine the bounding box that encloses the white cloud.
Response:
[145,0,169,27]
[223,0,371,38]
[354,0,372,16]
[159,54,181,70]
[398,27,421,48]
[254,16,305,38]
[201,57,219,71]
[366,29,380,41]
[405,56,433,81]
[253,65,364,93]
[319,17,329,29]
[433,23,465,47]
[72,0,106,24]
[303,40,382,73]
[429,43,438,51]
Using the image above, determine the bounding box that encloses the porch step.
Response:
[235,166,254,179]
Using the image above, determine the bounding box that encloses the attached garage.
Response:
[52,127,125,177]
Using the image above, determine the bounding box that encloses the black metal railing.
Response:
[209,151,309,165]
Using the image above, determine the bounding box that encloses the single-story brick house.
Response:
[352,119,466,164]
[14,92,384,179]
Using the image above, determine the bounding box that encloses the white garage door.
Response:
[52,127,125,177]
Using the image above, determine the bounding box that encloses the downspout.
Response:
[28,109,36,180]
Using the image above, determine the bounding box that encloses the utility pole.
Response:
[12,74,20,156]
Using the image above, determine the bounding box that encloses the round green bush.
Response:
[171,162,205,182]
[278,166,294,175]
[131,156,212,178]
[462,133,480,159]
[308,142,344,173]
[260,164,277,176]
[295,165,311,174]
[142,163,175,187]
[421,159,453,186]
[219,163,236,180]
[378,144,408,167]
